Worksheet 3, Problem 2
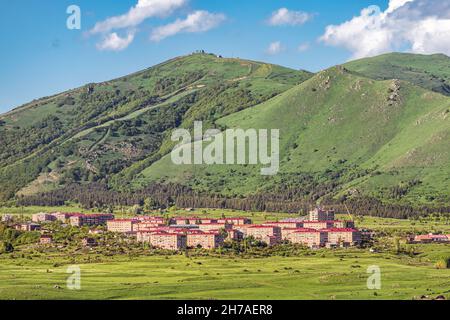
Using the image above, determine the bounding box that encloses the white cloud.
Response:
[320,0,450,59]
[266,41,284,55]
[90,0,187,34]
[96,31,136,51]
[298,42,310,52]
[386,0,414,13]
[268,8,312,26]
[150,10,226,41]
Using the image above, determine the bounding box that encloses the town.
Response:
[3,207,448,252]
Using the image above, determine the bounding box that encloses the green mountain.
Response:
[0,53,311,201]
[0,52,449,209]
[344,53,450,96]
[134,65,450,207]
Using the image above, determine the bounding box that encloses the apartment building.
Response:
[286,228,328,248]
[187,232,224,249]
[302,221,334,230]
[107,219,139,233]
[217,217,252,225]
[32,213,56,223]
[332,220,355,228]
[53,212,79,222]
[245,226,282,244]
[309,208,335,221]
[149,233,187,250]
[172,217,200,225]
[198,222,230,232]
[325,228,361,245]
[69,214,114,227]
[262,221,304,229]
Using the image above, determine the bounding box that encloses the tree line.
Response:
[16,182,450,219]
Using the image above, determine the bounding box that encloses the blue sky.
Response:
[1,0,449,112]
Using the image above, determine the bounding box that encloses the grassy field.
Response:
[0,206,449,300]
[0,247,449,300]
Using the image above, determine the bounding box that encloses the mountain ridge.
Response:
[1,52,449,211]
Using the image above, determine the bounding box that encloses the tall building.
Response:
[309,208,335,221]
[69,214,114,227]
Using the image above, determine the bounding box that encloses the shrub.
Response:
[435,256,450,269]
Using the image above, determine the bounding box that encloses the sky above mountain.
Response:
[2,0,450,112]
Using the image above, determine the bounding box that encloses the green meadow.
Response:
[0,206,449,300]
[0,247,449,300]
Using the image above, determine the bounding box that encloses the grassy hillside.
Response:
[0,52,449,210]
[344,53,450,96]
[136,66,450,206]
[0,53,311,200]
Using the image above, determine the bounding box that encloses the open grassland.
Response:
[0,247,449,300]
[0,207,448,300]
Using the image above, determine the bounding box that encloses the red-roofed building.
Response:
[332,220,355,229]
[198,218,218,224]
[135,221,167,231]
[246,225,281,244]
[286,228,328,248]
[227,229,243,241]
[107,219,139,233]
[198,223,231,232]
[281,227,303,240]
[137,216,165,224]
[309,208,335,221]
[70,214,114,227]
[413,234,449,243]
[303,221,334,230]
[187,232,224,249]
[171,217,200,225]
[149,233,187,250]
[217,217,252,225]
[324,228,361,245]
[262,221,304,229]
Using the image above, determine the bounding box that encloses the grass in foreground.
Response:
[0,248,449,300]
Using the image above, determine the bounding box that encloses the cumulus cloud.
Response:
[319,0,450,59]
[90,0,187,34]
[96,31,136,51]
[268,8,312,26]
[266,41,284,55]
[150,11,226,41]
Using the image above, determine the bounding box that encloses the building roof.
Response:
[198,222,227,225]
[321,228,359,232]
[293,228,322,233]
[151,232,185,237]
[263,221,301,224]
[247,225,279,229]
[303,220,336,224]
[415,234,448,240]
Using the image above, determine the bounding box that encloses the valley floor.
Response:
[0,207,449,300]
[0,249,449,300]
